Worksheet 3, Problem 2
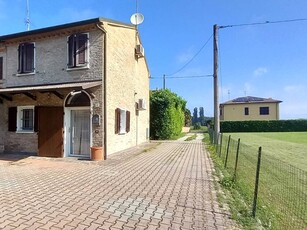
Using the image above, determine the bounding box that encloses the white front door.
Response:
[70,110,91,156]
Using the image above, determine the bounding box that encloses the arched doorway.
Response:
[64,91,91,157]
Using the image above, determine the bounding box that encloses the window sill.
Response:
[16,130,35,134]
[67,66,89,72]
[16,72,35,77]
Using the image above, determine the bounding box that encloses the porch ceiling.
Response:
[0,81,101,102]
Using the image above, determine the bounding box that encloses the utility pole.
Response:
[213,24,220,144]
[163,74,166,89]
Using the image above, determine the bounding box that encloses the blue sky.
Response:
[1,0,307,119]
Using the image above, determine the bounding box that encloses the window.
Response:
[244,107,249,115]
[115,108,130,134]
[67,33,89,68]
[0,57,3,80]
[17,106,35,132]
[260,107,269,115]
[18,43,35,74]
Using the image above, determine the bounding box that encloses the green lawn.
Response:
[213,132,307,229]
[226,132,307,171]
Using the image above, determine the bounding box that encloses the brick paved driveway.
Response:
[0,138,238,230]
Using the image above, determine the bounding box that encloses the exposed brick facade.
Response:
[0,18,149,157]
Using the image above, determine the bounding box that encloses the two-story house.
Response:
[220,96,282,121]
[0,17,150,159]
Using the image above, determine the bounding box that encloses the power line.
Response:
[166,34,213,77]
[219,18,307,29]
[151,75,212,79]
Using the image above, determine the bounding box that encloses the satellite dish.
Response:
[130,13,144,25]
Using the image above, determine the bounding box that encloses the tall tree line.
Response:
[192,107,206,126]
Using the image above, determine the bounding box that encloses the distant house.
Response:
[0,18,150,159]
[220,96,282,121]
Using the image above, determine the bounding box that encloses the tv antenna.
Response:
[25,0,30,31]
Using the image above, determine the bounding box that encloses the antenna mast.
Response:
[26,0,30,31]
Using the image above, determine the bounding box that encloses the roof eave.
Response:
[0,17,134,41]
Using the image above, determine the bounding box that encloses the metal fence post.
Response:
[219,133,223,157]
[224,135,231,168]
[233,138,240,181]
[252,146,262,217]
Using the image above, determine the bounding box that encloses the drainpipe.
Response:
[96,23,108,160]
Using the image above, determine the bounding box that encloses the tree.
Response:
[192,107,198,125]
[150,89,187,140]
[184,108,192,127]
[199,107,206,126]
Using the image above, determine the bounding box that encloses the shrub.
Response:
[193,122,201,130]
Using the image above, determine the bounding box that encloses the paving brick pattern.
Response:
[0,138,238,229]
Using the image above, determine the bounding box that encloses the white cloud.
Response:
[253,67,268,77]
[284,85,306,93]
[176,47,195,64]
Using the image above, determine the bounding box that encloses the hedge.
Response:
[220,120,307,132]
[150,89,186,140]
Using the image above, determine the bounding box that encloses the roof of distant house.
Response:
[220,96,282,105]
[0,17,134,41]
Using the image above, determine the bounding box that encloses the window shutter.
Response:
[18,44,23,73]
[0,57,3,80]
[126,111,130,133]
[24,43,35,73]
[8,107,17,132]
[115,108,121,134]
[34,106,39,132]
[67,35,74,67]
[76,34,88,66]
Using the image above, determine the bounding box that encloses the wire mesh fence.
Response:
[208,129,307,229]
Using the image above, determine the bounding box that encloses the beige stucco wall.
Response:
[220,102,280,121]
[104,23,150,155]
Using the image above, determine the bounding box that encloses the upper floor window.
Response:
[18,43,35,74]
[260,106,269,115]
[244,107,249,115]
[0,57,3,80]
[67,33,89,69]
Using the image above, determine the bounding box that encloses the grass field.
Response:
[225,132,307,171]
[209,131,307,229]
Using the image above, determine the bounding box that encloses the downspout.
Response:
[96,23,108,160]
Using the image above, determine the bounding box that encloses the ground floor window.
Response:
[115,108,130,135]
[17,106,34,132]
